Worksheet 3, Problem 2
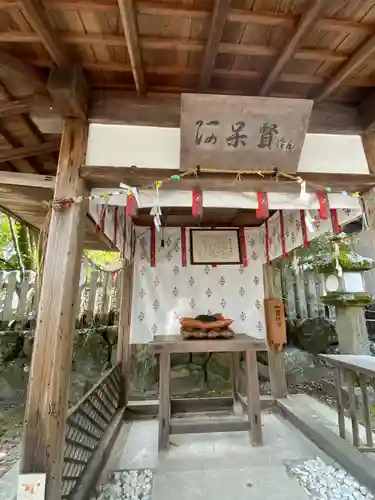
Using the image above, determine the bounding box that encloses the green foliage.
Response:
[84,250,120,268]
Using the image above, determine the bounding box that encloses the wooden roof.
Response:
[1,0,375,241]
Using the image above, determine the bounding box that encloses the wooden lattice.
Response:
[61,364,122,499]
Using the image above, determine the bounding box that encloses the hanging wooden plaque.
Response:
[180,94,313,174]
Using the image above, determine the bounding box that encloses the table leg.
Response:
[230,352,243,416]
[245,350,263,446]
[158,352,171,451]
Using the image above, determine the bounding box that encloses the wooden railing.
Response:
[61,364,122,499]
[319,355,375,453]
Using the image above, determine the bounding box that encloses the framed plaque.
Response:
[190,228,241,265]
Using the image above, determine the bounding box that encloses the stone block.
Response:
[171,353,191,366]
[170,363,205,395]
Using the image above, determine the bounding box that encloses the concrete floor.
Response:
[102,411,338,500]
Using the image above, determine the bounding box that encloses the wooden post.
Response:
[117,261,134,406]
[20,119,88,500]
[263,263,287,398]
[86,269,98,323]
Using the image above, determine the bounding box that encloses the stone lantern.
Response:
[318,237,374,354]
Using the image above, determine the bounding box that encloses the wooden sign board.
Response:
[264,298,286,347]
[180,94,313,174]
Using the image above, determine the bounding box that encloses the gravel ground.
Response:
[288,456,375,500]
[93,469,153,500]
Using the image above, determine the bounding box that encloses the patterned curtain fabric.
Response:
[131,227,266,343]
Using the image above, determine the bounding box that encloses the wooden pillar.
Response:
[20,119,88,499]
[263,263,287,398]
[117,261,134,406]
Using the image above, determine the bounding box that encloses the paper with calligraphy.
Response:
[190,229,241,264]
[180,94,313,174]
[18,474,46,500]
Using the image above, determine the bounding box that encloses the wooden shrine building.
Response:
[2,0,375,498]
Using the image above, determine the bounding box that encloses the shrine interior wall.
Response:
[130,226,266,344]
[86,124,369,175]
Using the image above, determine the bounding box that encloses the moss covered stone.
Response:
[313,241,375,274]
[321,292,373,308]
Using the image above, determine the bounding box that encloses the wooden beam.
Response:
[0,121,40,173]
[47,66,89,119]
[19,0,69,67]
[259,0,326,96]
[20,118,88,499]
[117,262,134,405]
[0,140,60,163]
[263,263,287,398]
[80,166,375,193]
[0,30,352,65]
[117,0,146,96]
[87,92,363,134]
[359,90,375,133]
[199,0,232,90]
[0,171,55,188]
[0,50,46,91]
[316,33,375,102]
[0,99,32,118]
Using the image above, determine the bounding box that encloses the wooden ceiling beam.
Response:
[259,0,326,96]
[0,171,55,188]
[0,140,60,163]
[1,1,373,37]
[117,0,146,96]
[30,58,375,88]
[0,31,349,64]
[316,33,375,102]
[0,99,31,118]
[0,121,39,173]
[18,0,69,67]
[199,0,232,90]
[0,50,46,91]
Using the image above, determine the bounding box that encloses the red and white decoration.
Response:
[130,227,266,344]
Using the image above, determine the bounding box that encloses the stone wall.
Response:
[129,344,232,399]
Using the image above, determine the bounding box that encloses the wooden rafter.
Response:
[199,0,232,90]
[1,1,372,38]
[0,171,55,188]
[259,0,326,96]
[0,99,31,118]
[316,33,375,102]
[0,30,354,67]
[117,0,146,96]
[18,0,69,67]
[0,140,60,163]
[0,50,46,91]
[0,121,39,173]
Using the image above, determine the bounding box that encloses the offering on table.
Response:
[180,313,234,339]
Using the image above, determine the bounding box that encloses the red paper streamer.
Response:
[150,225,156,268]
[300,210,310,249]
[123,207,127,257]
[330,208,341,234]
[256,192,269,220]
[265,220,270,264]
[113,206,118,248]
[211,264,217,268]
[239,227,248,267]
[192,190,203,217]
[317,191,329,220]
[126,193,137,217]
[279,210,288,257]
[181,226,187,267]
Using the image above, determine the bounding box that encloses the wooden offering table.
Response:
[150,334,267,451]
